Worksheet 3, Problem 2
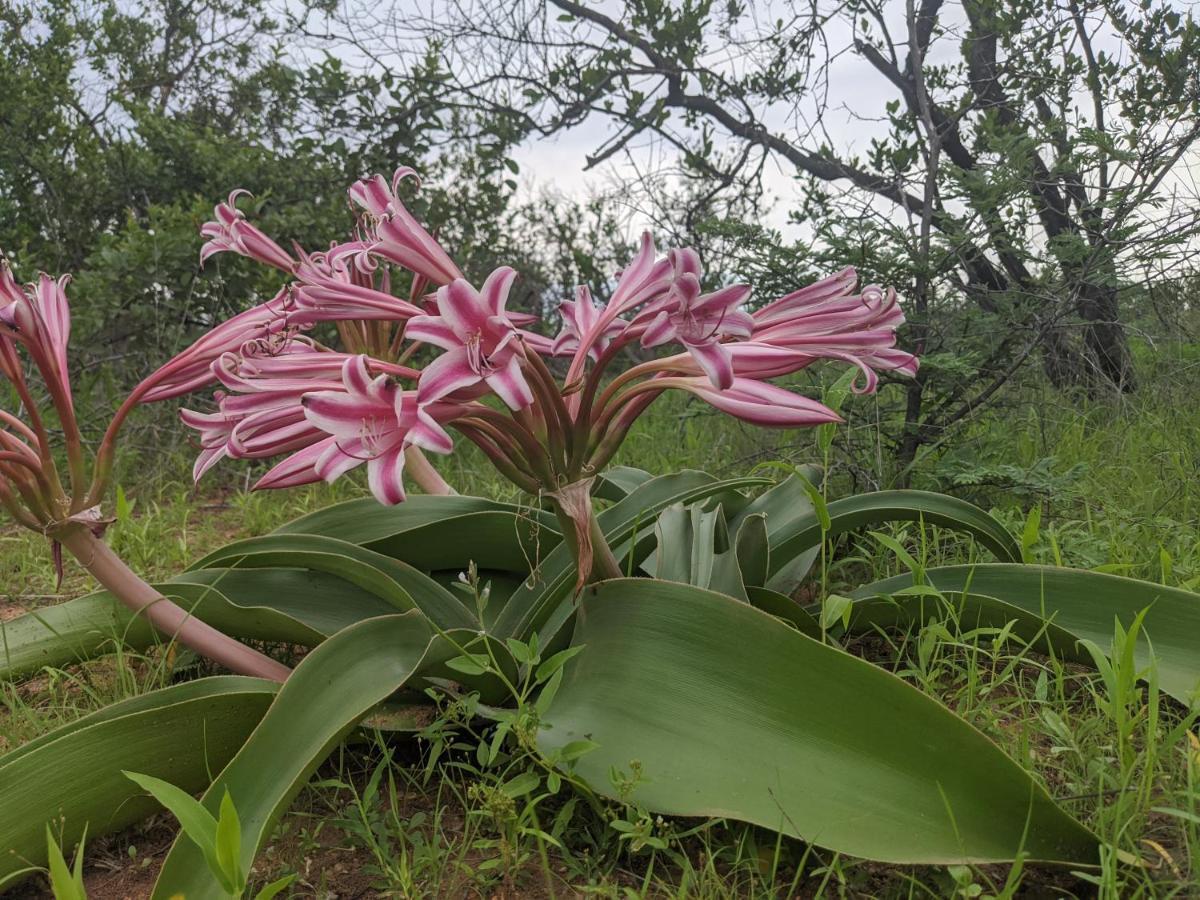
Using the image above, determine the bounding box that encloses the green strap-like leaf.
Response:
[152,613,449,899]
[768,490,1021,576]
[730,472,822,594]
[0,569,397,680]
[0,677,277,890]
[538,579,1097,865]
[592,465,654,502]
[853,564,1200,704]
[173,567,398,638]
[0,592,156,681]
[746,586,821,637]
[273,495,560,572]
[844,591,1094,664]
[189,533,476,630]
[647,504,752,601]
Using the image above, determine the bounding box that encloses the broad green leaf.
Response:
[173,567,397,638]
[745,586,822,638]
[853,564,1200,704]
[189,533,475,630]
[274,495,560,572]
[538,579,1097,865]
[0,592,156,680]
[730,472,822,594]
[733,513,770,589]
[592,466,654,502]
[152,613,449,898]
[0,677,277,890]
[768,491,1021,578]
[647,504,751,601]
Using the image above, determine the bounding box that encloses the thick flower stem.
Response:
[549,479,623,586]
[57,526,291,682]
[586,510,624,581]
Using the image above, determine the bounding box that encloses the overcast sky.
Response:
[491,1,1200,242]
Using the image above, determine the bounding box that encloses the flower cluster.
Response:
[0,256,295,679]
[136,168,917,512]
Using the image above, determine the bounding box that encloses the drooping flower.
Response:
[300,355,453,505]
[175,340,414,481]
[291,244,424,324]
[200,191,296,272]
[349,169,463,286]
[137,288,301,403]
[407,267,535,410]
[653,376,842,427]
[217,382,331,462]
[750,270,918,391]
[552,286,627,361]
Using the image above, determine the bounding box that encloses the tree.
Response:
[325,0,1200,464]
[0,0,606,409]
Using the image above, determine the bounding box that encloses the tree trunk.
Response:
[1078,280,1136,392]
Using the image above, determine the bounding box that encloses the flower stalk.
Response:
[54,525,291,682]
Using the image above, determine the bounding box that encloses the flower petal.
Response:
[417,346,481,404]
[685,339,735,390]
[367,444,407,505]
[484,355,535,410]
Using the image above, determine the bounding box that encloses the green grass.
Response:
[4,358,1200,897]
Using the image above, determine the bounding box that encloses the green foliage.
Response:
[45,825,87,900]
[125,772,296,899]
[0,678,278,890]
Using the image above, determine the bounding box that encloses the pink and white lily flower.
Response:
[636,278,754,391]
[301,355,453,505]
[552,286,627,362]
[349,169,463,286]
[200,191,296,272]
[407,267,535,410]
[662,376,843,427]
[750,270,918,391]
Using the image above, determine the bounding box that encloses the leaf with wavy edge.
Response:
[151,613,454,898]
[0,677,277,890]
[539,579,1097,865]
[767,490,1021,577]
[0,570,398,680]
[189,533,475,630]
[274,495,560,572]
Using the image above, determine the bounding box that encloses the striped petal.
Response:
[484,354,535,410]
[367,444,408,505]
[417,346,481,404]
[684,339,735,390]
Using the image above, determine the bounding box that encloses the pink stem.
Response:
[403,446,455,495]
[57,526,291,682]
